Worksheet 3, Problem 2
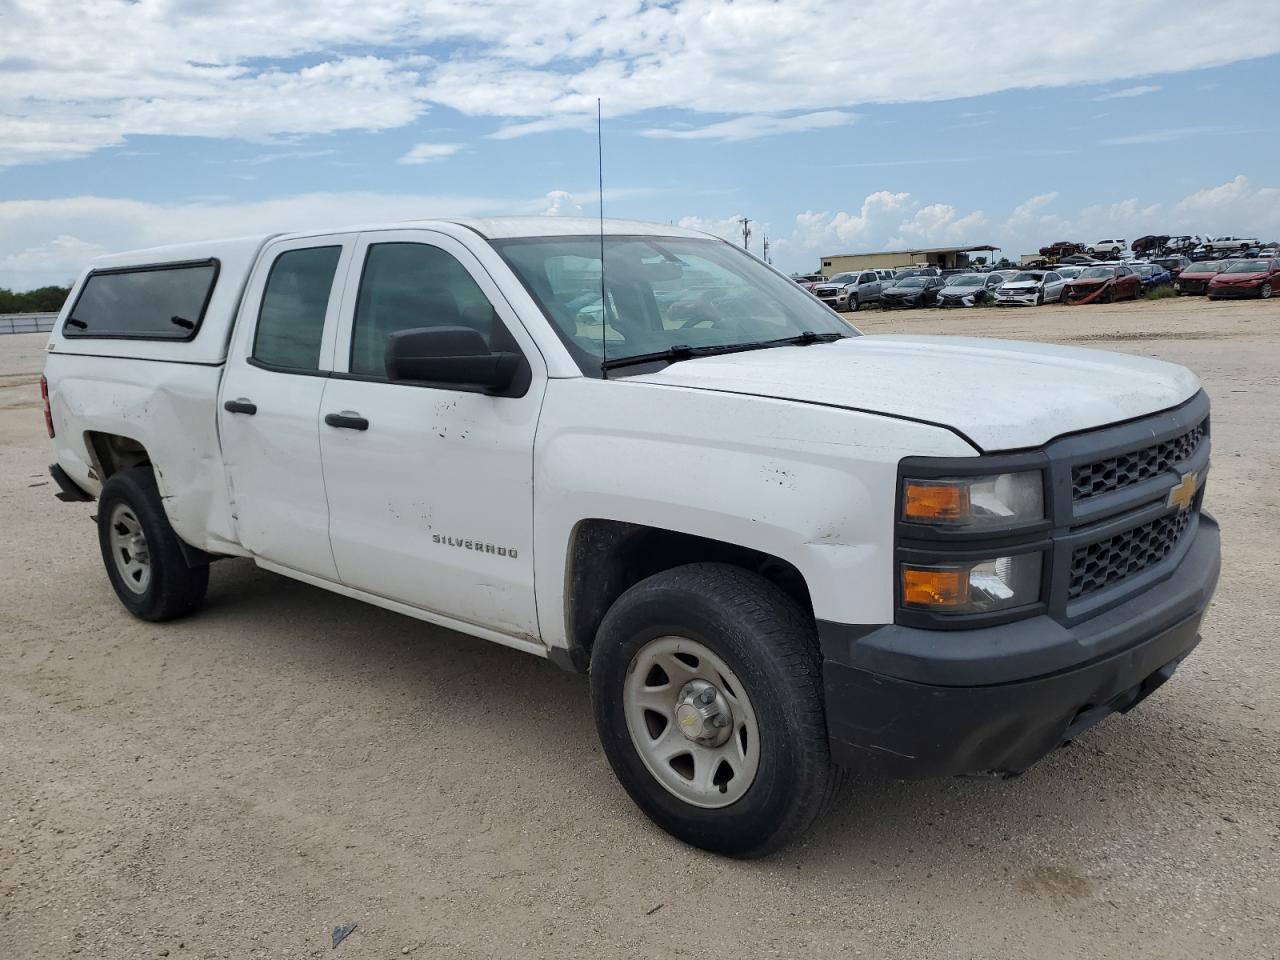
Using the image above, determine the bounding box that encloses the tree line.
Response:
[0,286,71,314]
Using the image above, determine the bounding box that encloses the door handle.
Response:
[223,398,257,415]
[325,411,369,431]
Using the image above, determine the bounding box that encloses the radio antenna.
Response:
[597,97,608,379]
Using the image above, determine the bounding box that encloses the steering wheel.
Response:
[675,291,728,329]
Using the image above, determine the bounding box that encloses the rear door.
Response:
[218,235,355,579]
[317,229,545,639]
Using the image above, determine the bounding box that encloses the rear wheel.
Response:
[590,563,841,857]
[97,467,209,621]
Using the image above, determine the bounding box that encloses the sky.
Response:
[2,0,1280,289]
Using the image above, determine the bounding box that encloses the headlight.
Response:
[902,471,1044,529]
[901,553,1043,614]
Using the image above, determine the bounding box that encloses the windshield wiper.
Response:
[66,317,87,329]
[599,331,846,372]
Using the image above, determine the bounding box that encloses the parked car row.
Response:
[796,252,1277,312]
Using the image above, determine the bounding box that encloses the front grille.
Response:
[1072,420,1205,501]
[1068,509,1193,600]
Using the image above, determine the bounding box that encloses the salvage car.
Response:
[881,274,944,308]
[1174,259,1231,295]
[994,270,1067,306]
[42,217,1219,857]
[812,270,882,312]
[1153,256,1191,277]
[1063,264,1142,304]
[1085,239,1129,259]
[1207,258,1279,300]
[936,272,1004,307]
[1133,263,1172,291]
[1038,240,1083,259]
[1196,236,1260,257]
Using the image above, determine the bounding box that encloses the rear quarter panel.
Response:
[44,353,243,555]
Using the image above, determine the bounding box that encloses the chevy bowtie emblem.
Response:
[1167,471,1200,511]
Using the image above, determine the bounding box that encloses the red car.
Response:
[1062,264,1142,304]
[1175,260,1231,295]
[1208,258,1279,300]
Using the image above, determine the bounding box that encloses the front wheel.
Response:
[1261,282,1273,299]
[590,563,841,857]
[847,294,860,313]
[97,467,209,621]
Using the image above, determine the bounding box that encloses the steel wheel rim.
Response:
[623,635,761,809]
[108,503,151,594]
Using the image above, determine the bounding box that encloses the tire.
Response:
[590,563,842,857]
[1035,289,1044,306]
[847,294,860,313]
[1086,247,1096,256]
[97,467,209,621]
[1262,283,1273,299]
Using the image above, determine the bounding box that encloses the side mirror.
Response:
[384,326,521,392]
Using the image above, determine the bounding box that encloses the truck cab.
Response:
[43,217,1219,857]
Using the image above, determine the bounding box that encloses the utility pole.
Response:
[762,234,771,264]
[735,217,752,251]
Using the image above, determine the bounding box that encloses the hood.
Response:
[1212,272,1266,283]
[940,286,979,296]
[1000,281,1040,292]
[884,286,924,296]
[628,335,1200,452]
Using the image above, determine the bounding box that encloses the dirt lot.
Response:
[2,296,1278,959]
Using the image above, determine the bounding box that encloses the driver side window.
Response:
[349,243,503,377]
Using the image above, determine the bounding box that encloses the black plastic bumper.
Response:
[820,515,1220,778]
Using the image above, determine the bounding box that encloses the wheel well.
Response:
[85,431,151,480]
[562,519,814,673]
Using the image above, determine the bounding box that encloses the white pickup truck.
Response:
[43,217,1220,856]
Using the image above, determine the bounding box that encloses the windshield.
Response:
[949,274,983,287]
[894,277,929,288]
[828,273,857,283]
[1010,272,1043,283]
[1079,267,1115,279]
[494,236,854,374]
[1225,260,1267,273]
[1056,267,1081,278]
[1191,261,1224,272]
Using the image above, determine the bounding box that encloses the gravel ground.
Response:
[2,295,1278,959]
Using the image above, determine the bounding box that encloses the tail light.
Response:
[40,374,54,438]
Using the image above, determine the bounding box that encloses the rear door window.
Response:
[253,246,342,371]
[64,260,218,339]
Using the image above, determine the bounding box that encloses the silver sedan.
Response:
[994,270,1068,306]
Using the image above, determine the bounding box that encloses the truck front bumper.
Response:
[818,513,1220,778]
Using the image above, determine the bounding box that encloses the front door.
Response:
[318,229,545,640]
[218,236,354,580]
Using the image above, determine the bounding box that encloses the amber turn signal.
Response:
[903,480,969,523]
[901,566,970,609]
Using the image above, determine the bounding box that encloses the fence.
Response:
[0,313,58,335]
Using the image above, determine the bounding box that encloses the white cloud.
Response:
[1093,84,1161,100]
[241,149,338,165]
[3,1,1279,163]
[641,111,858,142]
[1102,126,1216,145]
[398,142,464,164]
[542,190,584,216]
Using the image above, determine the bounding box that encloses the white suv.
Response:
[1085,239,1129,258]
